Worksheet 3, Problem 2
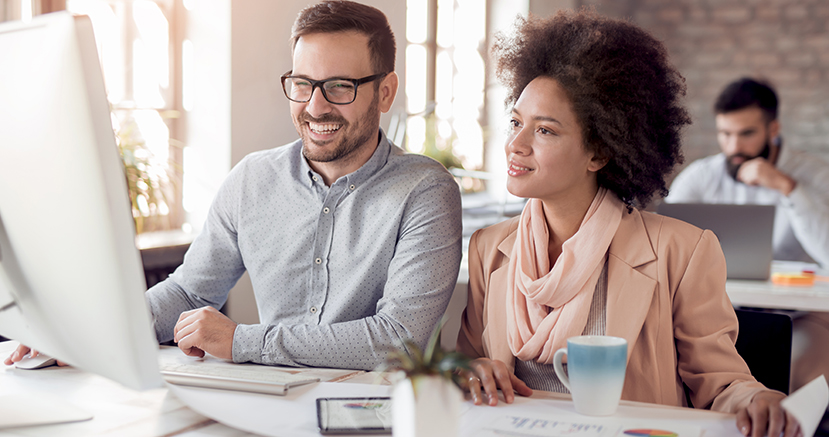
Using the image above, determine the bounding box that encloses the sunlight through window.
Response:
[133,0,169,108]
[405,0,486,174]
[406,45,427,115]
[67,0,182,230]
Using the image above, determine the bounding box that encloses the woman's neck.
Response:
[540,183,600,262]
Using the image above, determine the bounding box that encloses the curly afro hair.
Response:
[493,9,691,208]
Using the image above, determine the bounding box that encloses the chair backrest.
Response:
[734,308,792,394]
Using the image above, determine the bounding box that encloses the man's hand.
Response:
[3,344,68,367]
[738,158,796,196]
[736,390,801,437]
[173,306,237,360]
[461,357,533,406]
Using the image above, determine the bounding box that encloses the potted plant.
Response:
[113,111,179,234]
[382,319,470,437]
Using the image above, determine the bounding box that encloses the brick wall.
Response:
[580,0,829,172]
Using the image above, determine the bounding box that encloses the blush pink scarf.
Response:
[506,187,624,364]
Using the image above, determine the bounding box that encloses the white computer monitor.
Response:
[0,12,161,392]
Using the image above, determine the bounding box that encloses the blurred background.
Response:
[2,0,828,320]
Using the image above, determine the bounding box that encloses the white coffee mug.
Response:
[553,335,628,416]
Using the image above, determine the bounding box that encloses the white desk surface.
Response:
[727,262,829,312]
[0,341,749,437]
[727,279,829,312]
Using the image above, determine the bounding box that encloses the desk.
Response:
[726,262,829,312]
[0,341,748,437]
[0,341,246,437]
[727,268,829,312]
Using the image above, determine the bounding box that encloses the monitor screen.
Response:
[0,12,161,391]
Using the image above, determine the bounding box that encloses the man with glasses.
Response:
[4,0,461,371]
[143,1,461,370]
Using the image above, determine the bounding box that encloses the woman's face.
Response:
[504,76,605,204]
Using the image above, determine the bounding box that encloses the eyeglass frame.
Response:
[280,71,389,105]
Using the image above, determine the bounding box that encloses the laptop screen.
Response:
[655,203,775,280]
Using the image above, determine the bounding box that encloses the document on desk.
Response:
[460,395,738,437]
[782,375,829,437]
[478,414,700,437]
[169,379,740,437]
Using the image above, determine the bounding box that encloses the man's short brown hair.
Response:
[292,0,396,75]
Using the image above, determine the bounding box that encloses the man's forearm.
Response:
[146,279,222,343]
[233,314,433,370]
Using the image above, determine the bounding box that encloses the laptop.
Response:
[656,203,776,280]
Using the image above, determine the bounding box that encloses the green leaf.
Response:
[380,315,471,381]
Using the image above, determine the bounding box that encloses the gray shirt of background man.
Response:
[665,146,829,268]
[146,129,463,370]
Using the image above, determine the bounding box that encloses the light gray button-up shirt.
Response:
[146,130,463,370]
[665,146,829,267]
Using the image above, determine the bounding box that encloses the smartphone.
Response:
[316,397,393,435]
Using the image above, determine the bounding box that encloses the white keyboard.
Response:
[160,362,320,396]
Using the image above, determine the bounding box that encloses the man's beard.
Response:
[725,137,772,180]
[299,93,380,164]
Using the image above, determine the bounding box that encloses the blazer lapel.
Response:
[606,209,658,361]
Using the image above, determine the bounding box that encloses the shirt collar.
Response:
[302,128,391,189]
[774,138,792,169]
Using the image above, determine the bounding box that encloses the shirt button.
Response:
[310,306,317,314]
[323,207,330,214]
[315,257,322,264]
[349,184,356,190]
[312,176,319,182]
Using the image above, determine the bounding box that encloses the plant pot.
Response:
[391,374,462,437]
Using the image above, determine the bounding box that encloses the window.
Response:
[405,0,487,191]
[67,0,185,233]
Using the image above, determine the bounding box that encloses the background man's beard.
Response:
[726,138,772,180]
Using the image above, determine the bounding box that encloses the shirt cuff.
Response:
[232,323,269,363]
[782,183,806,209]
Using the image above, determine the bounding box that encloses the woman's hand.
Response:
[736,390,801,437]
[461,357,533,406]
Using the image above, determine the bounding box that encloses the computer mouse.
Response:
[14,354,58,370]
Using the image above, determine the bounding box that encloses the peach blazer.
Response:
[457,207,772,413]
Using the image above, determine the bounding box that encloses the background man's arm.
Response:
[664,160,709,203]
[774,165,829,268]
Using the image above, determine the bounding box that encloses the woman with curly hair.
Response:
[456,9,797,437]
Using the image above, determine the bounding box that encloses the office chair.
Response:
[734,308,793,394]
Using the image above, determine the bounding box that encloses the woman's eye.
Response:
[509,119,521,128]
[538,127,555,136]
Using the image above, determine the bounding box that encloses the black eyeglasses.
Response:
[280,71,389,105]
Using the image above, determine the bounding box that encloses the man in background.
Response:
[666,77,829,267]
[665,77,829,391]
[6,0,462,371]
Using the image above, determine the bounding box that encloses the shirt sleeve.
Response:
[671,229,773,412]
[779,173,829,268]
[664,161,708,203]
[145,163,245,344]
[232,174,463,370]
